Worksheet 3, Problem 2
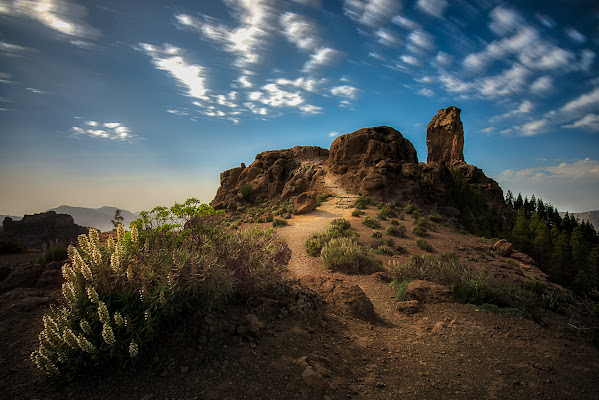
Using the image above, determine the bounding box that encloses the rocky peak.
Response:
[1,211,88,249]
[426,106,465,164]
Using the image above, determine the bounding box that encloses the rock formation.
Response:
[211,107,505,210]
[426,106,464,164]
[1,211,88,249]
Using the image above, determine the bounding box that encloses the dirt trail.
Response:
[278,172,400,324]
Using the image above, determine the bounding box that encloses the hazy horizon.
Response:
[1,0,598,216]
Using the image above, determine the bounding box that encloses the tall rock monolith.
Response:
[426,106,464,164]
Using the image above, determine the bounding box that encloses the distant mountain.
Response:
[560,210,599,230]
[0,215,22,222]
[48,206,140,232]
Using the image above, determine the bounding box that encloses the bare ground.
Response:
[1,183,598,399]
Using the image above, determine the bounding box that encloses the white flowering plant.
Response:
[31,200,290,379]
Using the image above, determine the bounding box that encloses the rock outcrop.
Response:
[211,107,505,210]
[211,146,328,210]
[1,211,88,249]
[426,106,464,164]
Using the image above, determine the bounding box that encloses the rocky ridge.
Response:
[1,211,88,249]
[211,107,504,211]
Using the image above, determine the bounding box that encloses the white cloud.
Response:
[490,100,533,122]
[416,0,448,19]
[559,86,599,116]
[275,77,326,92]
[72,120,136,141]
[400,54,421,66]
[578,49,595,72]
[519,41,574,70]
[477,64,530,98]
[0,40,37,56]
[434,51,452,66]
[343,0,401,27]
[563,114,599,132]
[565,27,586,43]
[480,127,495,134]
[251,83,304,107]
[489,6,523,35]
[415,76,434,84]
[375,28,400,47]
[407,30,434,51]
[26,87,45,94]
[140,43,210,101]
[499,159,599,183]
[175,0,274,69]
[330,85,359,99]
[439,74,470,93]
[299,104,323,114]
[302,47,343,73]
[329,131,340,137]
[530,76,553,94]
[368,51,386,61]
[237,75,253,88]
[519,118,549,136]
[418,88,434,97]
[0,0,100,40]
[291,0,322,7]
[391,15,420,30]
[280,12,321,51]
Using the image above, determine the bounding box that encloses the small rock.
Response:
[396,300,421,315]
[302,366,324,388]
[494,239,513,256]
[180,366,189,373]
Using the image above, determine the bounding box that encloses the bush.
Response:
[351,208,363,217]
[238,184,253,201]
[403,204,419,214]
[272,218,288,227]
[0,239,26,254]
[415,217,431,229]
[304,219,355,257]
[384,238,394,247]
[316,193,333,205]
[390,219,399,226]
[282,212,292,219]
[362,216,380,229]
[321,237,382,274]
[390,279,414,301]
[31,203,289,379]
[428,214,444,223]
[386,225,406,237]
[413,226,428,237]
[374,245,394,256]
[38,240,69,265]
[371,231,383,239]
[354,196,375,210]
[411,211,422,220]
[416,239,433,252]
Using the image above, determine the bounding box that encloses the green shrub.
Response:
[374,245,394,256]
[38,240,69,265]
[390,279,414,301]
[416,239,433,252]
[316,193,333,205]
[428,214,444,223]
[415,217,431,229]
[31,208,289,379]
[321,237,382,274]
[386,225,406,237]
[351,208,363,217]
[354,196,375,209]
[403,204,419,214]
[330,218,352,231]
[413,226,428,236]
[304,233,328,257]
[390,219,399,226]
[371,231,383,239]
[282,212,292,219]
[411,211,422,220]
[384,238,394,247]
[272,218,288,227]
[0,239,26,254]
[304,219,355,257]
[238,184,253,201]
[362,216,380,229]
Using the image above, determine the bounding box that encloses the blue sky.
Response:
[1,0,598,215]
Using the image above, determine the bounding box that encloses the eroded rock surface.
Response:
[426,106,464,164]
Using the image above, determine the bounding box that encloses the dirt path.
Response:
[278,172,400,325]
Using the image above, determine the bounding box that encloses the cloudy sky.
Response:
[1,0,598,215]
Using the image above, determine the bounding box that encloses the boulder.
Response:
[300,275,378,323]
[494,239,513,256]
[396,300,422,315]
[295,191,318,215]
[426,106,464,164]
[510,251,536,266]
[0,264,43,295]
[407,280,456,304]
[0,288,49,312]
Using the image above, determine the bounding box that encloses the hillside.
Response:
[49,206,139,232]
[561,210,599,230]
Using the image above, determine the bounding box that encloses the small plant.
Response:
[374,245,394,256]
[351,208,363,217]
[415,217,431,229]
[386,225,406,237]
[390,279,414,301]
[384,237,394,247]
[403,204,419,214]
[0,239,26,254]
[354,196,375,210]
[428,214,444,223]
[304,219,355,257]
[412,226,428,237]
[411,211,422,220]
[321,237,382,274]
[38,240,69,265]
[371,231,383,239]
[316,193,333,205]
[282,212,292,219]
[416,238,433,252]
[238,184,253,201]
[390,219,399,226]
[272,218,288,227]
[362,216,380,229]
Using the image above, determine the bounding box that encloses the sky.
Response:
[1,0,598,216]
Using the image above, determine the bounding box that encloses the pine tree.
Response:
[532,221,552,266]
[570,227,588,275]
[511,208,531,253]
[505,190,514,209]
[514,193,524,212]
[551,231,572,284]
